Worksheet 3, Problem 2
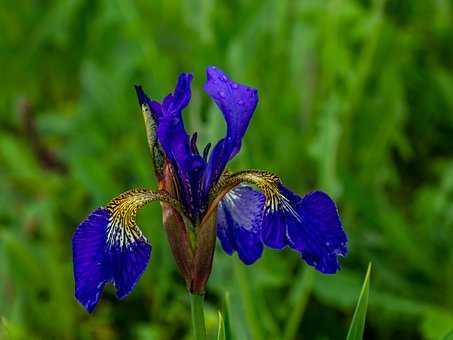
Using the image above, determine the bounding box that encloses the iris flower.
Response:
[72,66,347,313]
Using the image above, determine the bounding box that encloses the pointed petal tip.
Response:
[134,84,146,104]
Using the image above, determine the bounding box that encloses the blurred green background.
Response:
[1,0,453,339]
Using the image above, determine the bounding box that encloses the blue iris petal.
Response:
[216,186,265,265]
[262,209,288,249]
[203,66,258,193]
[262,185,347,274]
[72,208,151,313]
[156,73,206,217]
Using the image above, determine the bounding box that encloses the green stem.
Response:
[190,293,207,340]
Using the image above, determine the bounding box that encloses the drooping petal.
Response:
[72,207,151,312]
[262,209,288,249]
[286,188,347,273]
[216,185,265,265]
[72,208,114,313]
[156,73,206,217]
[203,66,258,193]
[72,189,181,312]
[216,203,234,255]
[210,170,347,272]
[262,184,348,273]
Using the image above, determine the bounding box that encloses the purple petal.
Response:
[262,209,288,249]
[203,66,258,193]
[156,73,206,217]
[72,208,151,313]
[280,186,348,274]
[72,208,112,313]
[216,186,265,265]
[111,240,151,299]
[216,203,235,255]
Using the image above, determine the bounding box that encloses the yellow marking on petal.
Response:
[203,169,291,226]
[105,188,184,249]
[210,170,280,207]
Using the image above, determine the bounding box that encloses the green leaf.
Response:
[346,263,372,340]
[217,312,225,340]
[221,292,232,340]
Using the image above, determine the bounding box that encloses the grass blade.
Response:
[217,311,226,340]
[217,292,233,340]
[222,292,232,340]
[346,263,372,340]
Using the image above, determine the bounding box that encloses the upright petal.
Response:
[216,185,265,265]
[203,66,258,193]
[157,73,206,217]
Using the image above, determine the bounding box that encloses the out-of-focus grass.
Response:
[0,0,452,339]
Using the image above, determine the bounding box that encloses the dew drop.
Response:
[232,83,238,89]
[325,241,330,247]
[219,91,226,98]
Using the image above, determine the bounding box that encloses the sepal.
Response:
[72,188,183,312]
[208,170,348,273]
[72,207,151,312]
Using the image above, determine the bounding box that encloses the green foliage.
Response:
[346,263,371,340]
[219,293,232,340]
[216,312,225,340]
[0,0,452,339]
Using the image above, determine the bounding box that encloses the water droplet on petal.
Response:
[219,91,226,98]
[325,241,330,247]
[232,83,238,89]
